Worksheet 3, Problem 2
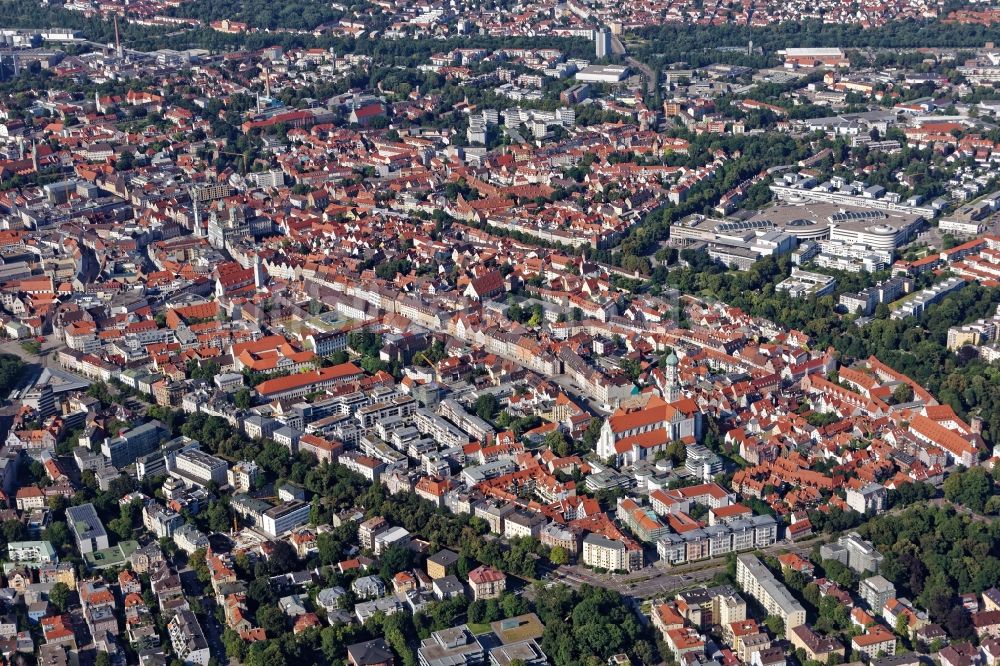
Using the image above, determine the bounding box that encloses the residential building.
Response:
[168,610,210,666]
[348,638,395,666]
[851,627,897,661]
[582,533,635,572]
[860,576,896,612]
[7,540,57,565]
[846,483,888,515]
[428,550,459,579]
[789,625,845,663]
[735,554,806,631]
[468,565,506,600]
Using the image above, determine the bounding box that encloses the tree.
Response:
[892,384,914,404]
[1,520,26,544]
[664,440,686,465]
[256,604,287,636]
[474,394,498,421]
[267,540,299,575]
[549,546,569,566]
[379,544,416,580]
[190,548,211,586]
[207,501,232,533]
[223,628,246,662]
[544,429,571,457]
[763,615,785,637]
[895,613,910,638]
[234,388,253,409]
[48,582,71,612]
[535,583,656,665]
[43,522,70,552]
[943,467,993,513]
[248,577,276,607]
[582,418,603,452]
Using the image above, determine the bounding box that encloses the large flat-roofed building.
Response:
[891,277,965,321]
[820,532,883,573]
[261,500,311,537]
[575,64,629,83]
[736,554,806,631]
[418,625,484,666]
[66,503,109,555]
[101,420,168,468]
[673,210,828,244]
[7,540,57,565]
[776,268,837,299]
[780,47,850,68]
[770,173,934,219]
[169,447,227,487]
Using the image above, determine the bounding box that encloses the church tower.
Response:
[664,349,680,403]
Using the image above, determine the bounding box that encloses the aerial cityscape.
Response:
[0,0,999,665]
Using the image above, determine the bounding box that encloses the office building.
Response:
[101,421,168,469]
[169,448,228,487]
[418,625,484,666]
[261,501,311,537]
[66,503,109,555]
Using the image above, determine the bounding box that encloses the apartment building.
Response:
[618,498,670,542]
[414,409,470,449]
[735,554,806,631]
[657,515,778,565]
[438,398,494,442]
[7,540,57,565]
[168,610,210,666]
[851,627,897,661]
[227,461,261,492]
[582,533,642,572]
[357,395,417,429]
[789,625,845,663]
[820,532,883,574]
[359,517,389,551]
[860,576,896,613]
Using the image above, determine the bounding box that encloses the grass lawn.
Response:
[467,623,492,635]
